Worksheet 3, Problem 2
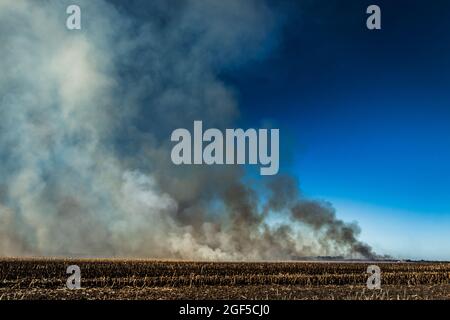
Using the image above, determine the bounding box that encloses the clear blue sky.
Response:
[224,0,450,260]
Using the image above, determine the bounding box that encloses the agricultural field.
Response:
[0,258,449,300]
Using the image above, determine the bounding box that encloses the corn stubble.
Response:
[0,259,448,300]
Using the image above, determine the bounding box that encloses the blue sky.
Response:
[224,0,450,260]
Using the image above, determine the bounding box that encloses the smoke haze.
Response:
[0,0,376,260]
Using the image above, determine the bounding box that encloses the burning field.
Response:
[1,258,449,300]
[1,3,449,306]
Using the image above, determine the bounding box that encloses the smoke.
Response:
[0,0,376,260]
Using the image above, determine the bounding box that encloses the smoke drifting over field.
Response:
[0,0,375,260]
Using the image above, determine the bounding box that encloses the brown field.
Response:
[0,258,449,300]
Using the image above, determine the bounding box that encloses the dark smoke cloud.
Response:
[0,0,377,260]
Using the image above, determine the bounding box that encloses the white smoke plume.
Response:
[0,0,376,260]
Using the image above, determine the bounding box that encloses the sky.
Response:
[0,0,448,261]
[223,0,450,260]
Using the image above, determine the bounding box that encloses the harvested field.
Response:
[0,259,449,300]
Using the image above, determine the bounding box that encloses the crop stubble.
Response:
[0,259,448,300]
